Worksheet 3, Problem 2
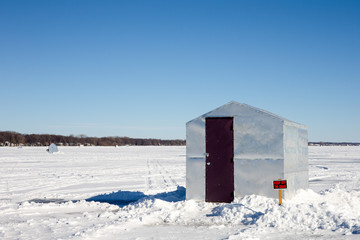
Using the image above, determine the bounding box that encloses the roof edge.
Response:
[187,101,306,128]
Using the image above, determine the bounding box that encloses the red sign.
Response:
[273,180,287,189]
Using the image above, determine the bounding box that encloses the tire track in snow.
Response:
[146,159,153,190]
[145,158,178,193]
[156,160,178,187]
[154,160,168,188]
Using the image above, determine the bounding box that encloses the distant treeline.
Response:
[0,131,185,146]
[1,131,359,147]
[308,142,360,146]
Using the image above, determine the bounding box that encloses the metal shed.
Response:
[186,101,308,202]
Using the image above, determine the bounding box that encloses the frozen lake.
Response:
[0,146,359,239]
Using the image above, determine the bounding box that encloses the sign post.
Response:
[273,179,287,205]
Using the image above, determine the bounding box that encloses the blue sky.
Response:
[1,0,359,141]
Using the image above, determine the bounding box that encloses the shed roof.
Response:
[188,101,306,129]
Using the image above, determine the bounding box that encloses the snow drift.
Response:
[84,186,360,235]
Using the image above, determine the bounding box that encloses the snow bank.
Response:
[7,186,359,239]
[85,186,360,236]
[210,188,360,235]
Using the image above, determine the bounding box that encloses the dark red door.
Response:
[205,117,234,203]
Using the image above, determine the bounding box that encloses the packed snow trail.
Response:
[146,158,179,194]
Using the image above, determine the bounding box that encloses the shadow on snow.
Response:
[86,186,186,207]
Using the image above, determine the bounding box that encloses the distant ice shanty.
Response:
[47,143,59,154]
[186,101,308,202]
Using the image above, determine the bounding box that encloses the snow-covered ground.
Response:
[0,146,359,239]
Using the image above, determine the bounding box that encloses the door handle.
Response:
[207,162,211,166]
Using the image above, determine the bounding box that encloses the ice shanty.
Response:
[186,101,308,202]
